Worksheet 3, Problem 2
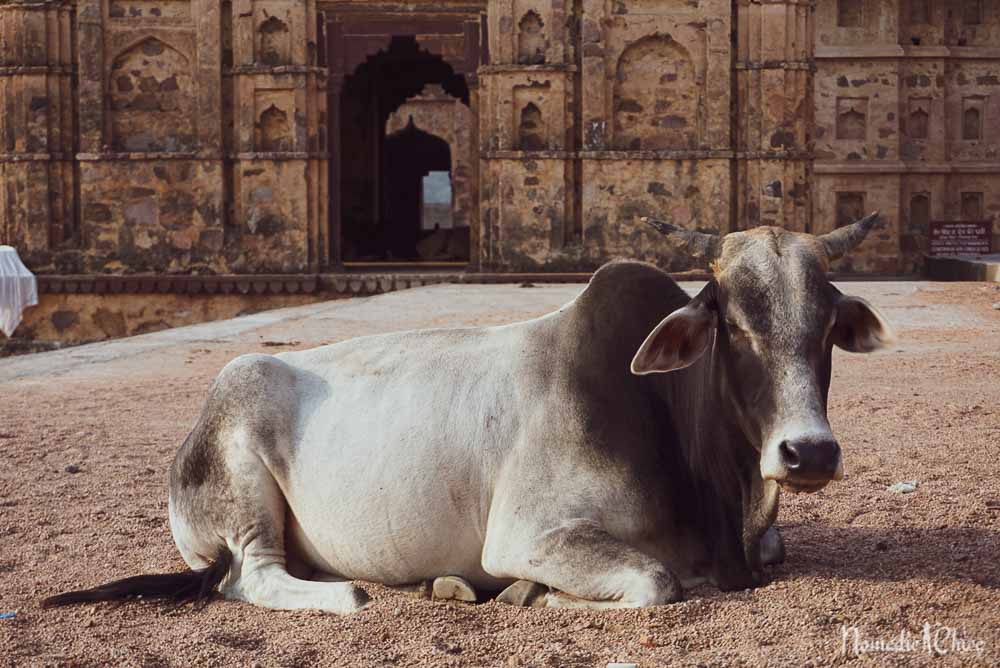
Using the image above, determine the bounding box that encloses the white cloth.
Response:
[0,246,38,337]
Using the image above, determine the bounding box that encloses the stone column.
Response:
[465,71,481,271]
[733,0,814,233]
[0,0,78,270]
[229,0,327,273]
[479,0,576,271]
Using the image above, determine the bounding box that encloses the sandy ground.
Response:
[1,280,998,667]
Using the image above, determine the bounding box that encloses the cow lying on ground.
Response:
[43,213,894,612]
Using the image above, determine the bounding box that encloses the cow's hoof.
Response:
[432,576,477,603]
[760,526,785,566]
[496,580,547,607]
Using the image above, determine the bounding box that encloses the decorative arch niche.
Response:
[257,104,291,151]
[613,35,699,150]
[258,15,291,66]
[518,102,545,150]
[962,106,981,140]
[517,11,546,65]
[109,36,194,152]
[909,192,930,233]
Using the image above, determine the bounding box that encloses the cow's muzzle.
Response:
[773,438,843,492]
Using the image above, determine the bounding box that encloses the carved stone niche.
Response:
[963,0,982,26]
[837,0,863,28]
[517,10,546,65]
[909,0,930,24]
[256,103,291,151]
[257,15,291,66]
[518,102,545,150]
[961,191,983,219]
[836,191,865,228]
[835,97,868,141]
[907,97,930,139]
[962,98,983,141]
[513,84,550,150]
[109,37,195,152]
[613,34,700,150]
[909,192,930,234]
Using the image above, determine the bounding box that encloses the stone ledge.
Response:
[580,150,735,160]
[478,64,576,74]
[483,150,575,159]
[33,269,907,299]
[816,45,1000,60]
[0,152,74,162]
[76,151,221,161]
[925,254,1000,282]
[482,150,813,161]
[38,275,322,296]
[816,161,1000,174]
[0,65,74,75]
[234,151,327,161]
[225,65,328,76]
[736,150,814,160]
[734,61,813,71]
[0,1,70,10]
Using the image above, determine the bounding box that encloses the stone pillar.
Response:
[733,0,814,233]
[0,0,78,270]
[465,72,481,271]
[479,0,576,271]
[229,0,327,273]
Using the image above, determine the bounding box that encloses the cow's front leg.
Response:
[483,519,681,609]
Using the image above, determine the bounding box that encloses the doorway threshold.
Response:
[342,262,470,272]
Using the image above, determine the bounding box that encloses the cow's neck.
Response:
[652,339,778,576]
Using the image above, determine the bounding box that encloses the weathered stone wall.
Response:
[814,0,1000,274]
[0,1,77,267]
[581,159,731,271]
[16,291,327,342]
[76,160,225,273]
[481,0,736,272]
[1,0,998,282]
[0,0,327,277]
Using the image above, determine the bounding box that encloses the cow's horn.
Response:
[641,217,721,262]
[819,211,880,260]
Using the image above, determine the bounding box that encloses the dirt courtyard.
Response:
[1,280,999,667]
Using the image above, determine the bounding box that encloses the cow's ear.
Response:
[631,285,717,375]
[831,295,895,353]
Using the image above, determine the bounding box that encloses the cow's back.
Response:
[253,261,690,587]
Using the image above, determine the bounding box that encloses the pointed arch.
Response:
[517,10,546,64]
[109,36,194,152]
[518,102,545,150]
[258,15,291,65]
[613,34,699,150]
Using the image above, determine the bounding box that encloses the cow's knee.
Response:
[622,569,682,607]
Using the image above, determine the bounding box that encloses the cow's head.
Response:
[630,213,895,492]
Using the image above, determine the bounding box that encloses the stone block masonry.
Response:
[0,0,997,285]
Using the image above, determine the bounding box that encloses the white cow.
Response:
[43,214,893,612]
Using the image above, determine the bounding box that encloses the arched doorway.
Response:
[337,36,470,264]
[382,120,452,260]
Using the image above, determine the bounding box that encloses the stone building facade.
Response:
[1,0,998,290]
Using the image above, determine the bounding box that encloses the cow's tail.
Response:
[40,548,231,609]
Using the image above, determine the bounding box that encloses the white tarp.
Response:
[0,246,38,337]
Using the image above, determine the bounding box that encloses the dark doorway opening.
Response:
[382,120,451,260]
[338,36,470,264]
